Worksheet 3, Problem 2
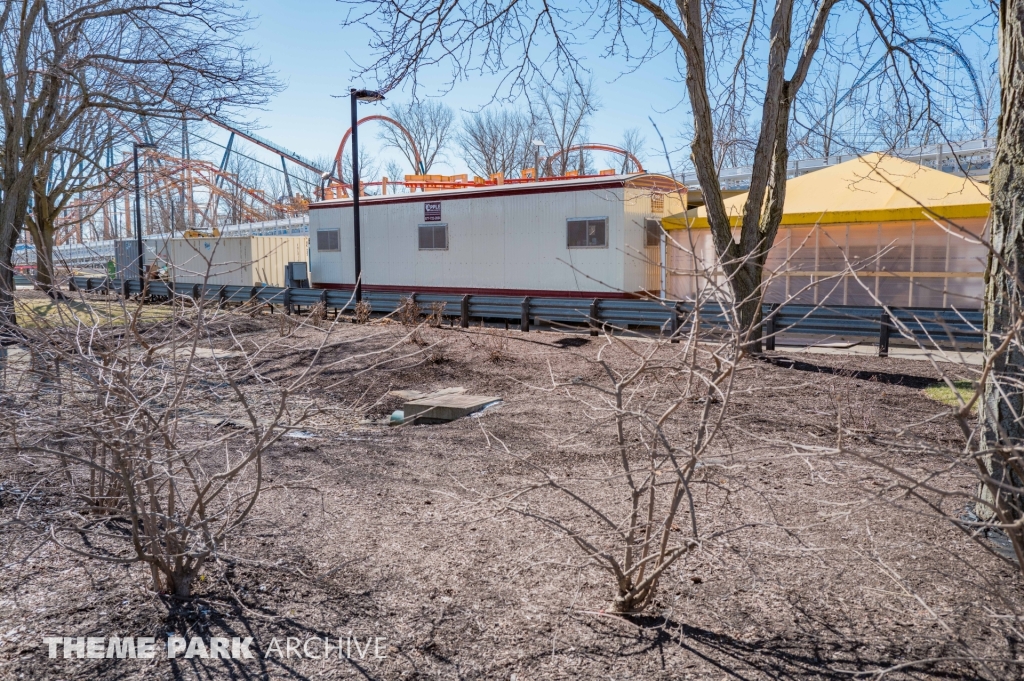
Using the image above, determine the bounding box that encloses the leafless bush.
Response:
[0,286,393,598]
[428,301,446,327]
[397,296,421,326]
[473,266,756,614]
[276,311,298,337]
[483,331,510,363]
[354,299,372,324]
[308,300,327,327]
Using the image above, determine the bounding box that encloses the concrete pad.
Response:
[155,346,243,360]
[389,387,465,401]
[403,394,500,423]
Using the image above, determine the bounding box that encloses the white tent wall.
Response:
[664,217,988,308]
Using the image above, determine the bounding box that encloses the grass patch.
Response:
[14,293,175,328]
[922,380,977,410]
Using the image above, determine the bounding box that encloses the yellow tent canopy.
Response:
[663,152,990,230]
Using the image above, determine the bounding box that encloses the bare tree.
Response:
[979,0,1024,536]
[379,100,455,174]
[455,109,537,178]
[381,158,413,193]
[532,77,599,176]
[25,108,139,293]
[343,1,870,350]
[0,0,277,332]
[616,128,646,173]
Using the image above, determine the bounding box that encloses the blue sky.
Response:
[228,0,996,182]
[236,0,687,177]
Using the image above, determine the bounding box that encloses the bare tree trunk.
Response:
[0,183,31,334]
[980,0,1024,522]
[26,178,59,295]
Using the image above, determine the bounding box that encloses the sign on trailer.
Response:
[424,202,441,222]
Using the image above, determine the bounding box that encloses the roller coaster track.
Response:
[807,36,984,138]
[129,83,334,180]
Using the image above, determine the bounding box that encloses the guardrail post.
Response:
[764,303,779,352]
[284,287,292,315]
[670,303,681,343]
[461,295,470,328]
[590,299,600,336]
[521,297,530,332]
[878,310,892,357]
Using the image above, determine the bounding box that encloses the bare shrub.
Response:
[475,278,749,614]
[354,299,372,324]
[308,300,327,327]
[276,312,298,337]
[428,301,447,327]
[397,296,421,326]
[0,287,391,598]
[483,331,510,363]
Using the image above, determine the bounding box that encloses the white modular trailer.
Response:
[308,174,685,297]
[149,235,309,288]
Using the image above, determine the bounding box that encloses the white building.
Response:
[308,174,685,298]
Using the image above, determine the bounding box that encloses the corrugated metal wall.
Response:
[311,187,645,294]
[159,236,308,287]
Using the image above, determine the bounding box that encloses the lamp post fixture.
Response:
[350,87,385,303]
[532,139,546,179]
[133,141,157,290]
[319,171,331,201]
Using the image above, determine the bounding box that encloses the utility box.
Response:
[115,238,169,280]
[285,261,309,288]
[114,240,140,281]
[159,236,308,288]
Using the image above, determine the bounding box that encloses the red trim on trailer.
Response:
[309,174,684,210]
[312,282,639,299]
[310,180,625,209]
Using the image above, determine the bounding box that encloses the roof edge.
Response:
[665,203,991,229]
[309,173,684,210]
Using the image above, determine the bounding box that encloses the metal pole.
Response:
[281,156,293,198]
[351,89,363,303]
[133,144,145,286]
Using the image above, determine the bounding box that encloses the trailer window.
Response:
[645,218,662,247]
[418,224,448,250]
[317,229,340,251]
[567,218,607,248]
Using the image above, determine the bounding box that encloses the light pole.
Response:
[350,88,385,303]
[133,141,157,289]
[319,171,331,201]
[532,139,546,178]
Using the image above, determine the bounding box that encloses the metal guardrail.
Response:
[68,277,984,356]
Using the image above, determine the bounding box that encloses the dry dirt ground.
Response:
[1,312,1021,680]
